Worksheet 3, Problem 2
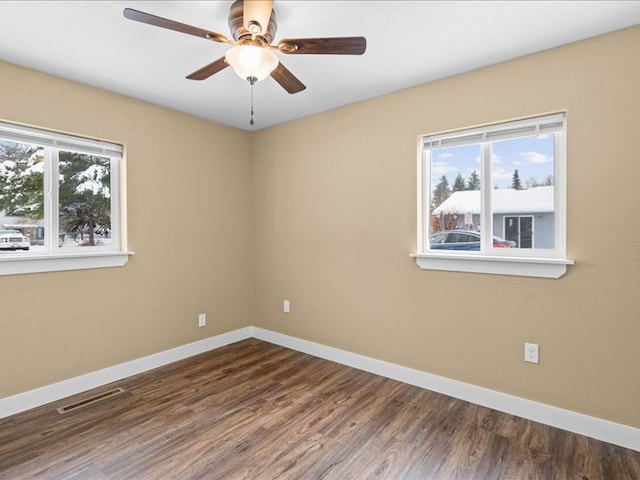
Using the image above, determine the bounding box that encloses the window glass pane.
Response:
[429,144,482,250]
[0,140,45,254]
[58,151,112,249]
[430,232,447,244]
[491,134,555,249]
[520,216,533,248]
[504,216,518,245]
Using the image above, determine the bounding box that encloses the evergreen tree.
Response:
[58,151,111,246]
[453,173,466,192]
[0,141,45,219]
[466,171,480,190]
[511,169,523,190]
[432,175,450,209]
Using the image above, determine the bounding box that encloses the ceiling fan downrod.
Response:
[248,76,257,126]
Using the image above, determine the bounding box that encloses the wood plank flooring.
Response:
[1,338,638,479]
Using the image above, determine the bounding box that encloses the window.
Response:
[504,216,533,248]
[412,113,573,278]
[0,121,130,275]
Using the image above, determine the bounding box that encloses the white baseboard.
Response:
[2,325,638,453]
[0,327,252,420]
[251,327,640,453]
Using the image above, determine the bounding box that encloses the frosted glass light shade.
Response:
[225,46,278,81]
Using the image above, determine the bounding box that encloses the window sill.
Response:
[0,251,135,276]
[410,252,574,278]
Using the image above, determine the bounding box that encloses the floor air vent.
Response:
[57,387,125,414]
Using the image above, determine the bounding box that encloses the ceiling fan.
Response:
[123,1,367,96]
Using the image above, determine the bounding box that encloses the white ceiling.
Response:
[0,1,639,131]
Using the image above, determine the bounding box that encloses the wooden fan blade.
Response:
[186,57,229,80]
[123,8,229,43]
[243,0,274,36]
[270,62,306,94]
[278,37,366,55]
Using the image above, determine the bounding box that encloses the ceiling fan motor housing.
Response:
[228,0,277,44]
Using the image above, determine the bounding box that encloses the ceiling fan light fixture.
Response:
[225,45,278,82]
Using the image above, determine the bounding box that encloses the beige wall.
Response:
[1,25,638,430]
[0,62,253,398]
[252,25,640,428]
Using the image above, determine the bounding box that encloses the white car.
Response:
[0,231,30,251]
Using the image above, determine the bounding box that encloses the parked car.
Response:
[0,231,30,251]
[429,230,515,250]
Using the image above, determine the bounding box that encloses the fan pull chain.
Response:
[248,76,257,126]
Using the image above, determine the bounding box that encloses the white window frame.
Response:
[411,113,573,278]
[0,120,133,275]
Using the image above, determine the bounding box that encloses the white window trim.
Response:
[0,120,133,275]
[0,251,134,276]
[410,252,573,278]
[412,112,573,278]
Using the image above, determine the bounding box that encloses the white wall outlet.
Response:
[283,300,290,313]
[198,313,206,327]
[524,342,539,364]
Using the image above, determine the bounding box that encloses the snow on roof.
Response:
[432,186,554,215]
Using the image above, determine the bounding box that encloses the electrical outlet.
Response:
[524,342,539,364]
[283,300,290,313]
[198,313,206,327]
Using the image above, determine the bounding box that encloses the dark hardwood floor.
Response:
[1,338,638,479]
